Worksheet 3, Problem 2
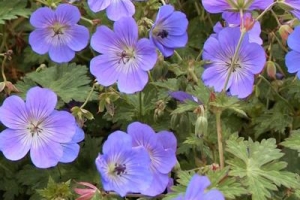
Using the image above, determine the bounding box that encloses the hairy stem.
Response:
[1,55,7,83]
[216,111,224,169]
[80,82,96,109]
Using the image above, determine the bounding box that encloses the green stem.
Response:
[80,16,94,26]
[222,28,247,93]
[80,83,96,109]
[160,0,166,5]
[139,92,143,118]
[216,111,224,169]
[255,1,277,21]
[259,75,295,113]
[174,50,183,61]
[1,55,7,83]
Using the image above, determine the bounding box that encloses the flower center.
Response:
[113,163,127,176]
[117,50,135,64]
[226,58,242,72]
[51,23,66,38]
[27,122,43,136]
[157,29,169,38]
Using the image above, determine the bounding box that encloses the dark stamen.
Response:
[157,30,168,38]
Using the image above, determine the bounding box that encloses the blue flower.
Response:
[202,27,266,98]
[29,4,89,63]
[0,87,83,168]
[90,17,157,94]
[150,5,188,57]
[173,174,224,200]
[128,122,177,196]
[95,131,152,197]
[88,0,135,21]
[285,26,300,78]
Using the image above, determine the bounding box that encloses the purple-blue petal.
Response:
[90,54,121,87]
[106,0,135,21]
[41,110,76,143]
[59,143,80,163]
[202,189,225,200]
[117,66,149,94]
[114,17,138,47]
[49,43,75,63]
[88,0,110,13]
[29,29,52,55]
[66,24,89,51]
[141,171,169,196]
[157,130,177,152]
[25,87,57,120]
[102,131,132,154]
[135,38,157,71]
[185,175,210,199]
[55,4,81,25]
[287,26,300,52]
[30,7,55,28]
[229,70,254,98]
[286,51,300,76]
[30,136,63,168]
[90,25,120,54]
[0,129,31,161]
[0,95,28,129]
[202,0,231,13]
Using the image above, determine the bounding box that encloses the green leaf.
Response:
[226,137,300,200]
[0,0,31,24]
[16,63,96,104]
[207,167,248,199]
[281,130,300,156]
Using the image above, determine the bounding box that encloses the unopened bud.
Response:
[266,61,277,79]
[244,16,255,31]
[195,115,208,138]
[4,81,19,94]
[279,24,293,44]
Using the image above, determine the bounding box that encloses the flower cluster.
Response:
[0,87,84,168]
[95,122,177,197]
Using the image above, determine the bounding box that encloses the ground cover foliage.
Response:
[0,0,300,199]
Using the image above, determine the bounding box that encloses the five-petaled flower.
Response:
[0,87,84,168]
[202,27,266,98]
[128,122,177,196]
[173,174,224,200]
[150,5,188,57]
[29,4,89,63]
[90,17,157,94]
[95,131,152,197]
[88,0,135,21]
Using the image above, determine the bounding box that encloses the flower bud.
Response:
[74,182,100,200]
[244,15,255,31]
[195,115,208,138]
[279,24,293,45]
[266,61,277,79]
